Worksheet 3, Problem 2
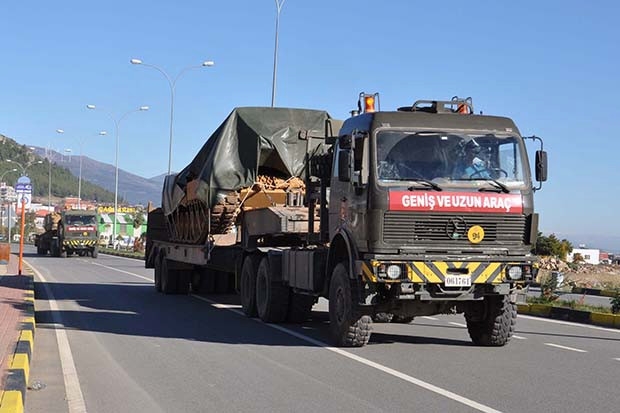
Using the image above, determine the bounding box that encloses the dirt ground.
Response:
[537,257,620,290]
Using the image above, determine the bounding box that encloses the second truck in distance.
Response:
[35,209,99,258]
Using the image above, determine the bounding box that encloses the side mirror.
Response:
[535,150,548,182]
[338,150,352,182]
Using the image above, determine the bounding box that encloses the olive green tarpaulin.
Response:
[162,107,333,215]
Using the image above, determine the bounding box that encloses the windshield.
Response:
[376,131,526,185]
[65,215,97,226]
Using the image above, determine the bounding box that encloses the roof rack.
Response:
[397,96,474,114]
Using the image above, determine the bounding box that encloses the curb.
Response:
[517,303,620,328]
[0,268,35,413]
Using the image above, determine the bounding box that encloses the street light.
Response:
[0,168,18,183]
[130,57,215,175]
[57,130,108,209]
[86,104,148,247]
[6,159,43,176]
[271,0,286,107]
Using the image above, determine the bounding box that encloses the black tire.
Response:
[177,270,191,294]
[60,249,67,258]
[240,254,260,317]
[391,315,415,324]
[160,256,178,295]
[36,245,45,255]
[328,263,372,347]
[255,257,289,323]
[465,295,516,346]
[91,247,98,259]
[373,313,394,323]
[287,292,315,323]
[154,251,163,292]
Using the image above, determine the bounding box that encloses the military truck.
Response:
[35,209,99,258]
[146,95,547,347]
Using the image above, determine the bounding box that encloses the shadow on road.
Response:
[31,279,486,348]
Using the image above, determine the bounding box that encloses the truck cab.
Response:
[324,95,547,346]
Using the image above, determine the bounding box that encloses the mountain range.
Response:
[30,147,166,206]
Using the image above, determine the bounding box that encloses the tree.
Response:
[534,232,573,260]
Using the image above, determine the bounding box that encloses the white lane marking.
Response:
[89,261,153,282]
[27,262,88,413]
[544,343,587,353]
[512,335,527,340]
[519,314,620,334]
[422,316,438,321]
[212,303,242,309]
[614,358,620,362]
[449,322,467,328]
[192,295,502,413]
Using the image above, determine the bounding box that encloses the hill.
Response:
[29,147,163,206]
[0,134,115,203]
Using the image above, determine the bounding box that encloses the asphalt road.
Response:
[21,246,620,413]
[528,286,613,309]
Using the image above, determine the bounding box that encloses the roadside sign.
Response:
[15,176,32,210]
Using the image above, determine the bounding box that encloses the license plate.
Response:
[444,275,472,287]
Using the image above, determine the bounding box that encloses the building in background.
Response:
[568,248,601,265]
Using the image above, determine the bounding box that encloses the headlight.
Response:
[386,265,402,280]
[507,266,523,280]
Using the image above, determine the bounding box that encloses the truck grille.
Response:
[383,212,526,245]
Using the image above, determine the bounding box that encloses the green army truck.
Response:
[146,95,547,347]
[35,209,99,258]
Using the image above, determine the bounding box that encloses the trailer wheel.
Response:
[160,256,178,295]
[154,251,163,292]
[465,294,516,346]
[240,254,260,317]
[255,256,289,323]
[177,270,191,294]
[328,263,372,347]
[287,292,315,323]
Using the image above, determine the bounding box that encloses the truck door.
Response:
[329,130,369,246]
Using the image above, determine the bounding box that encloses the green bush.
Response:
[611,293,620,314]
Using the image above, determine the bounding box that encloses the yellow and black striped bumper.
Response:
[360,261,510,284]
[63,239,97,248]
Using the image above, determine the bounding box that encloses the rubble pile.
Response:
[537,256,620,289]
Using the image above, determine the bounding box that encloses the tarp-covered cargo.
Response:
[162,107,333,216]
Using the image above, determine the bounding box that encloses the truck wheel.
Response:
[286,292,315,323]
[91,247,98,259]
[160,256,178,295]
[328,263,372,347]
[391,315,415,324]
[60,249,67,258]
[154,251,163,292]
[255,256,289,323]
[240,254,260,317]
[465,295,516,346]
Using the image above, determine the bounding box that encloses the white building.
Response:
[567,248,600,265]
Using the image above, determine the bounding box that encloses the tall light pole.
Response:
[6,159,43,177]
[271,0,286,107]
[86,104,148,247]
[130,58,214,176]
[57,130,107,208]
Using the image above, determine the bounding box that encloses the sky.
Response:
[1,1,619,249]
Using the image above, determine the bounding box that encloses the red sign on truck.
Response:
[388,191,523,214]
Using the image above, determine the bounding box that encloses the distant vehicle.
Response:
[34,210,99,258]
